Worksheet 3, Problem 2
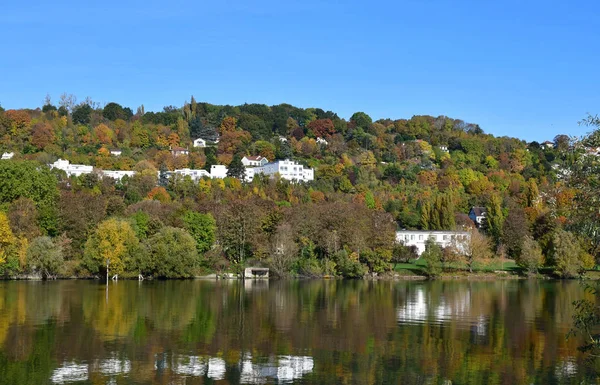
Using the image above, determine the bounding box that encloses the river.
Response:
[0,280,596,384]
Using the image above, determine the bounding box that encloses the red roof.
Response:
[172,147,188,151]
[245,155,264,161]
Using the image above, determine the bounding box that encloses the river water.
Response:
[0,279,596,384]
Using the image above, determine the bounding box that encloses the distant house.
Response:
[242,156,269,167]
[110,149,122,157]
[438,145,449,152]
[101,170,135,180]
[253,159,314,182]
[469,207,487,227]
[193,138,206,148]
[278,136,288,143]
[172,168,210,182]
[316,137,328,146]
[1,152,14,160]
[171,146,189,156]
[396,230,470,256]
[541,141,555,149]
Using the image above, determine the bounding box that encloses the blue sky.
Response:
[1,0,598,141]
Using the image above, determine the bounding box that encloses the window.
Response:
[405,235,409,241]
[419,235,423,240]
[411,235,415,240]
[443,235,448,241]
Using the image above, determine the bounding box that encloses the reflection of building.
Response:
[51,362,89,383]
[396,230,470,255]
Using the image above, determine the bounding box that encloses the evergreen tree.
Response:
[227,154,246,180]
[158,163,169,187]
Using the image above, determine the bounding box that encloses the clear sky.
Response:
[1,0,598,142]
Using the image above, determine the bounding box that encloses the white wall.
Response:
[396,230,470,256]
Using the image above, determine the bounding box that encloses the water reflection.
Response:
[0,280,596,384]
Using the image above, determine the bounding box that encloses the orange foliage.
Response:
[310,190,325,203]
[93,124,114,145]
[147,187,171,203]
[218,116,237,134]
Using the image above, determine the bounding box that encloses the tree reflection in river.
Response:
[0,279,596,384]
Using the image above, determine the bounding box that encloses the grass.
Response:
[393,258,521,275]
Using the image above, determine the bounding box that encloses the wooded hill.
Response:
[0,96,598,279]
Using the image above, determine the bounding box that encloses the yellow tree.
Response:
[83,218,141,279]
[0,212,16,268]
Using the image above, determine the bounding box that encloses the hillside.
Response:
[0,96,598,279]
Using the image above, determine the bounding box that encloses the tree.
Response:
[391,243,418,268]
[422,237,443,277]
[146,227,199,278]
[227,154,246,180]
[103,102,131,121]
[552,229,594,278]
[0,212,18,275]
[72,104,93,125]
[350,112,372,129]
[460,230,493,273]
[83,219,141,279]
[307,118,335,138]
[518,236,544,275]
[484,194,504,247]
[26,237,63,279]
[268,223,298,277]
[183,211,216,254]
[501,202,528,259]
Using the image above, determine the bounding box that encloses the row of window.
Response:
[402,234,468,242]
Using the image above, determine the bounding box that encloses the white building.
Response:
[172,168,210,182]
[396,230,470,256]
[278,136,288,142]
[210,165,228,179]
[101,170,135,180]
[193,138,206,148]
[244,167,255,182]
[316,137,328,146]
[1,152,14,160]
[469,207,486,227]
[50,159,94,177]
[242,155,269,167]
[253,159,314,182]
[110,149,122,156]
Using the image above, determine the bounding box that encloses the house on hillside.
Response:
[316,137,328,146]
[172,168,210,182]
[101,170,135,180]
[50,159,94,177]
[171,146,189,156]
[210,165,228,179]
[242,155,269,167]
[396,230,470,256]
[1,152,14,160]
[193,138,206,148]
[541,141,555,150]
[469,207,487,227]
[253,159,314,182]
[110,149,122,156]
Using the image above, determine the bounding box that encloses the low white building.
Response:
[210,165,228,179]
[1,152,14,160]
[110,149,122,156]
[50,159,94,177]
[101,170,135,180]
[278,136,288,142]
[253,159,314,182]
[316,137,328,146]
[172,168,210,182]
[171,147,189,156]
[193,138,206,148]
[396,230,470,256]
[242,155,269,167]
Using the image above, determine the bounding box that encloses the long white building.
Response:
[396,230,470,256]
[50,159,94,177]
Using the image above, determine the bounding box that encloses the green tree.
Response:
[72,103,93,125]
[227,153,246,180]
[146,227,199,278]
[26,236,63,279]
[552,229,594,278]
[484,194,504,247]
[102,102,131,121]
[422,238,443,277]
[518,236,544,275]
[182,211,216,254]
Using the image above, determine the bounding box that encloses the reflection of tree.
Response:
[0,280,595,384]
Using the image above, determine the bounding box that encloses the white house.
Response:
[396,230,470,256]
[171,146,189,156]
[1,152,14,160]
[541,141,555,149]
[172,168,210,182]
[439,145,449,152]
[278,136,288,142]
[253,159,314,182]
[468,207,486,227]
[316,137,328,146]
[50,159,94,177]
[242,155,269,167]
[193,138,207,148]
[110,149,122,156]
[210,165,228,179]
[101,170,135,180]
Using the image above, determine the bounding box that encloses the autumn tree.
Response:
[83,218,141,279]
[552,229,594,278]
[26,236,64,279]
[145,227,198,278]
[422,237,443,277]
[518,236,544,275]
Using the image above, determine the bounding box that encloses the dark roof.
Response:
[470,206,486,216]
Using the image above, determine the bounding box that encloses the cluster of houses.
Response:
[46,156,314,183]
